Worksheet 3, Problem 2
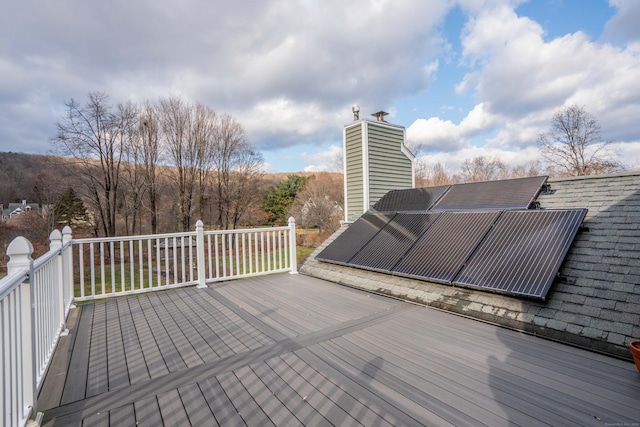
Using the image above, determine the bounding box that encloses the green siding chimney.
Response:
[343,113,415,222]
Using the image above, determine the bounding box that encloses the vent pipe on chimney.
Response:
[352,105,360,121]
[371,111,389,122]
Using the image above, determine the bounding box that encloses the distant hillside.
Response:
[0,152,77,206]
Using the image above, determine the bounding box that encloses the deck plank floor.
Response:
[38,273,640,426]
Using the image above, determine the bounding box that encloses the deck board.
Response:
[60,303,92,405]
[39,274,640,427]
[116,297,149,385]
[177,383,217,426]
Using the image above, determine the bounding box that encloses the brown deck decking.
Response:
[38,274,640,426]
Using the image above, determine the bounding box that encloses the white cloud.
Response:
[416,144,541,175]
[406,103,500,152]
[409,0,640,172]
[604,0,640,43]
[301,144,342,172]
[0,0,453,155]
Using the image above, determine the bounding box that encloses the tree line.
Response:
[52,92,264,237]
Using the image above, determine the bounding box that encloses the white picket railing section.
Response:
[72,218,297,301]
[1,228,74,427]
[0,218,297,427]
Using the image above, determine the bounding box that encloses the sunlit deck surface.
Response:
[39,274,640,426]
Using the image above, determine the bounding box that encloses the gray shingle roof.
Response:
[301,172,640,360]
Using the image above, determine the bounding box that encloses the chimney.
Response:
[342,111,415,222]
[371,111,389,122]
[352,105,360,121]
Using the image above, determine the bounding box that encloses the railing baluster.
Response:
[99,242,105,296]
[147,239,152,289]
[222,233,227,277]
[89,243,95,297]
[248,232,253,274]
[110,241,115,294]
[260,232,265,273]
[207,234,212,280]
[138,239,144,290]
[120,241,125,294]
[241,233,247,275]
[172,237,177,285]
[129,240,135,292]
[214,234,220,278]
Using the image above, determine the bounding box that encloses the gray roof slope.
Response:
[301,172,640,360]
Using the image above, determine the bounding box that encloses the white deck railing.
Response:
[0,218,297,427]
[1,228,74,427]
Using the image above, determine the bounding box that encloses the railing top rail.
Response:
[32,246,61,271]
[203,225,291,235]
[72,230,198,244]
[0,269,29,300]
[71,225,294,245]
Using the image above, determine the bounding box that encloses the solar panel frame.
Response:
[315,212,395,265]
[372,186,451,212]
[348,212,441,272]
[391,211,502,284]
[432,176,548,211]
[453,209,587,300]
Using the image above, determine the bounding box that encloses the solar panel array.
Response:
[349,213,440,271]
[454,209,587,298]
[317,176,587,300]
[393,211,501,283]
[372,186,450,212]
[431,175,548,211]
[316,213,394,264]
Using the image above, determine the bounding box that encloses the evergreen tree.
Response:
[53,186,87,226]
[261,175,308,224]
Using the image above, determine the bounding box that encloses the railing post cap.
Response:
[50,229,63,250]
[288,216,296,225]
[7,236,34,257]
[62,226,73,241]
[7,236,34,273]
[196,220,204,228]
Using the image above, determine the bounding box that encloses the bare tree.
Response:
[459,156,508,183]
[538,104,621,176]
[53,92,135,236]
[211,114,263,229]
[158,97,216,231]
[509,160,543,178]
[415,160,455,187]
[139,101,162,234]
[121,109,146,235]
[289,172,343,233]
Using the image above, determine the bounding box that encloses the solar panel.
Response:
[432,176,548,211]
[349,213,441,271]
[392,211,501,283]
[453,209,587,300]
[315,213,395,264]
[372,186,450,212]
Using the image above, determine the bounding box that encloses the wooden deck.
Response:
[38,273,640,426]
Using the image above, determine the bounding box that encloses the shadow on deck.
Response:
[39,274,640,426]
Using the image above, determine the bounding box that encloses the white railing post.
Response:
[288,217,298,274]
[62,226,75,312]
[49,230,69,337]
[195,220,207,288]
[6,237,36,423]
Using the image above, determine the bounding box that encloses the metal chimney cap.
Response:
[352,105,360,121]
[371,111,389,122]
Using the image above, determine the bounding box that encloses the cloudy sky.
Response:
[2,0,640,173]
